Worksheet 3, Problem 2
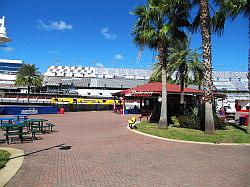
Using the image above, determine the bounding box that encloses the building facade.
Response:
[0,59,23,83]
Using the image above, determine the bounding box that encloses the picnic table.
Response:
[0,123,28,144]
[13,115,29,122]
[0,117,16,124]
[23,119,48,132]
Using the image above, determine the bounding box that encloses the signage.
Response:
[21,108,38,115]
[127,90,153,97]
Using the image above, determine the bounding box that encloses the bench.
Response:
[30,123,55,132]
[4,131,31,144]
[30,129,40,141]
[128,117,137,129]
[139,113,151,122]
[46,123,55,132]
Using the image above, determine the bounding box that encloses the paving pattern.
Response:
[1,111,250,187]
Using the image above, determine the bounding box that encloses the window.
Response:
[99,93,103,95]
[87,92,91,95]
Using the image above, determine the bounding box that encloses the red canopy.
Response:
[114,82,204,97]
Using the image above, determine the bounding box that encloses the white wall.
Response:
[0,73,16,81]
[77,89,121,98]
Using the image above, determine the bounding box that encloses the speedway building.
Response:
[0,61,249,109]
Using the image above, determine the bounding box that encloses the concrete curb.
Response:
[0,147,24,187]
[127,125,250,146]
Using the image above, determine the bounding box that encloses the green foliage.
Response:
[176,107,201,129]
[150,41,203,88]
[15,63,42,93]
[171,116,180,127]
[137,122,250,144]
[0,150,10,169]
[131,0,191,62]
[178,115,200,130]
[215,0,249,18]
[214,112,227,130]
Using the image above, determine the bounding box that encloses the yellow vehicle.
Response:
[51,98,122,105]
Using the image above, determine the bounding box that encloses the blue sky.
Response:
[0,0,248,73]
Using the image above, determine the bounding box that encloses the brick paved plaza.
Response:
[1,111,250,186]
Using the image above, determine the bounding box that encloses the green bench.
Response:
[30,123,55,132]
[45,123,55,132]
[4,131,32,143]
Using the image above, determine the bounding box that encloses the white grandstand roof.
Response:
[0,59,23,64]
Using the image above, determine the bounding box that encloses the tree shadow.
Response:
[9,143,71,160]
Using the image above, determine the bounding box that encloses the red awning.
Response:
[113,82,204,97]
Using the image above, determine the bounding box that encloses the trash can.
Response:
[119,108,123,114]
[239,117,245,126]
[59,107,65,114]
[243,114,249,126]
[239,115,249,126]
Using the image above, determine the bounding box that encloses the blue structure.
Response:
[0,59,23,74]
[0,105,59,115]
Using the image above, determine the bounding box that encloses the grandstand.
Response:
[212,71,248,91]
[44,66,248,92]
[0,63,248,100]
[42,76,148,98]
[44,66,152,80]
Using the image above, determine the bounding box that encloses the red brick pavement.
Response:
[1,111,250,187]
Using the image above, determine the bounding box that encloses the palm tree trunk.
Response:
[247,16,250,134]
[180,76,185,104]
[200,0,215,134]
[27,85,30,103]
[180,91,184,104]
[159,65,168,128]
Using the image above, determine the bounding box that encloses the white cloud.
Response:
[113,54,123,60]
[96,63,104,68]
[101,27,117,40]
[37,20,73,31]
[1,46,14,52]
[48,50,59,55]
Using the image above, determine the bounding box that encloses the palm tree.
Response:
[15,64,42,102]
[197,0,215,134]
[189,0,242,134]
[150,42,203,106]
[215,0,250,133]
[132,0,191,128]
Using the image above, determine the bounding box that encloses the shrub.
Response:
[177,107,201,130]
[0,150,10,169]
[178,115,200,129]
[171,116,180,127]
[214,113,227,130]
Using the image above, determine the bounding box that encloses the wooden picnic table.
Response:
[0,123,28,144]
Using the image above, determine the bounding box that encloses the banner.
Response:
[0,106,58,115]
